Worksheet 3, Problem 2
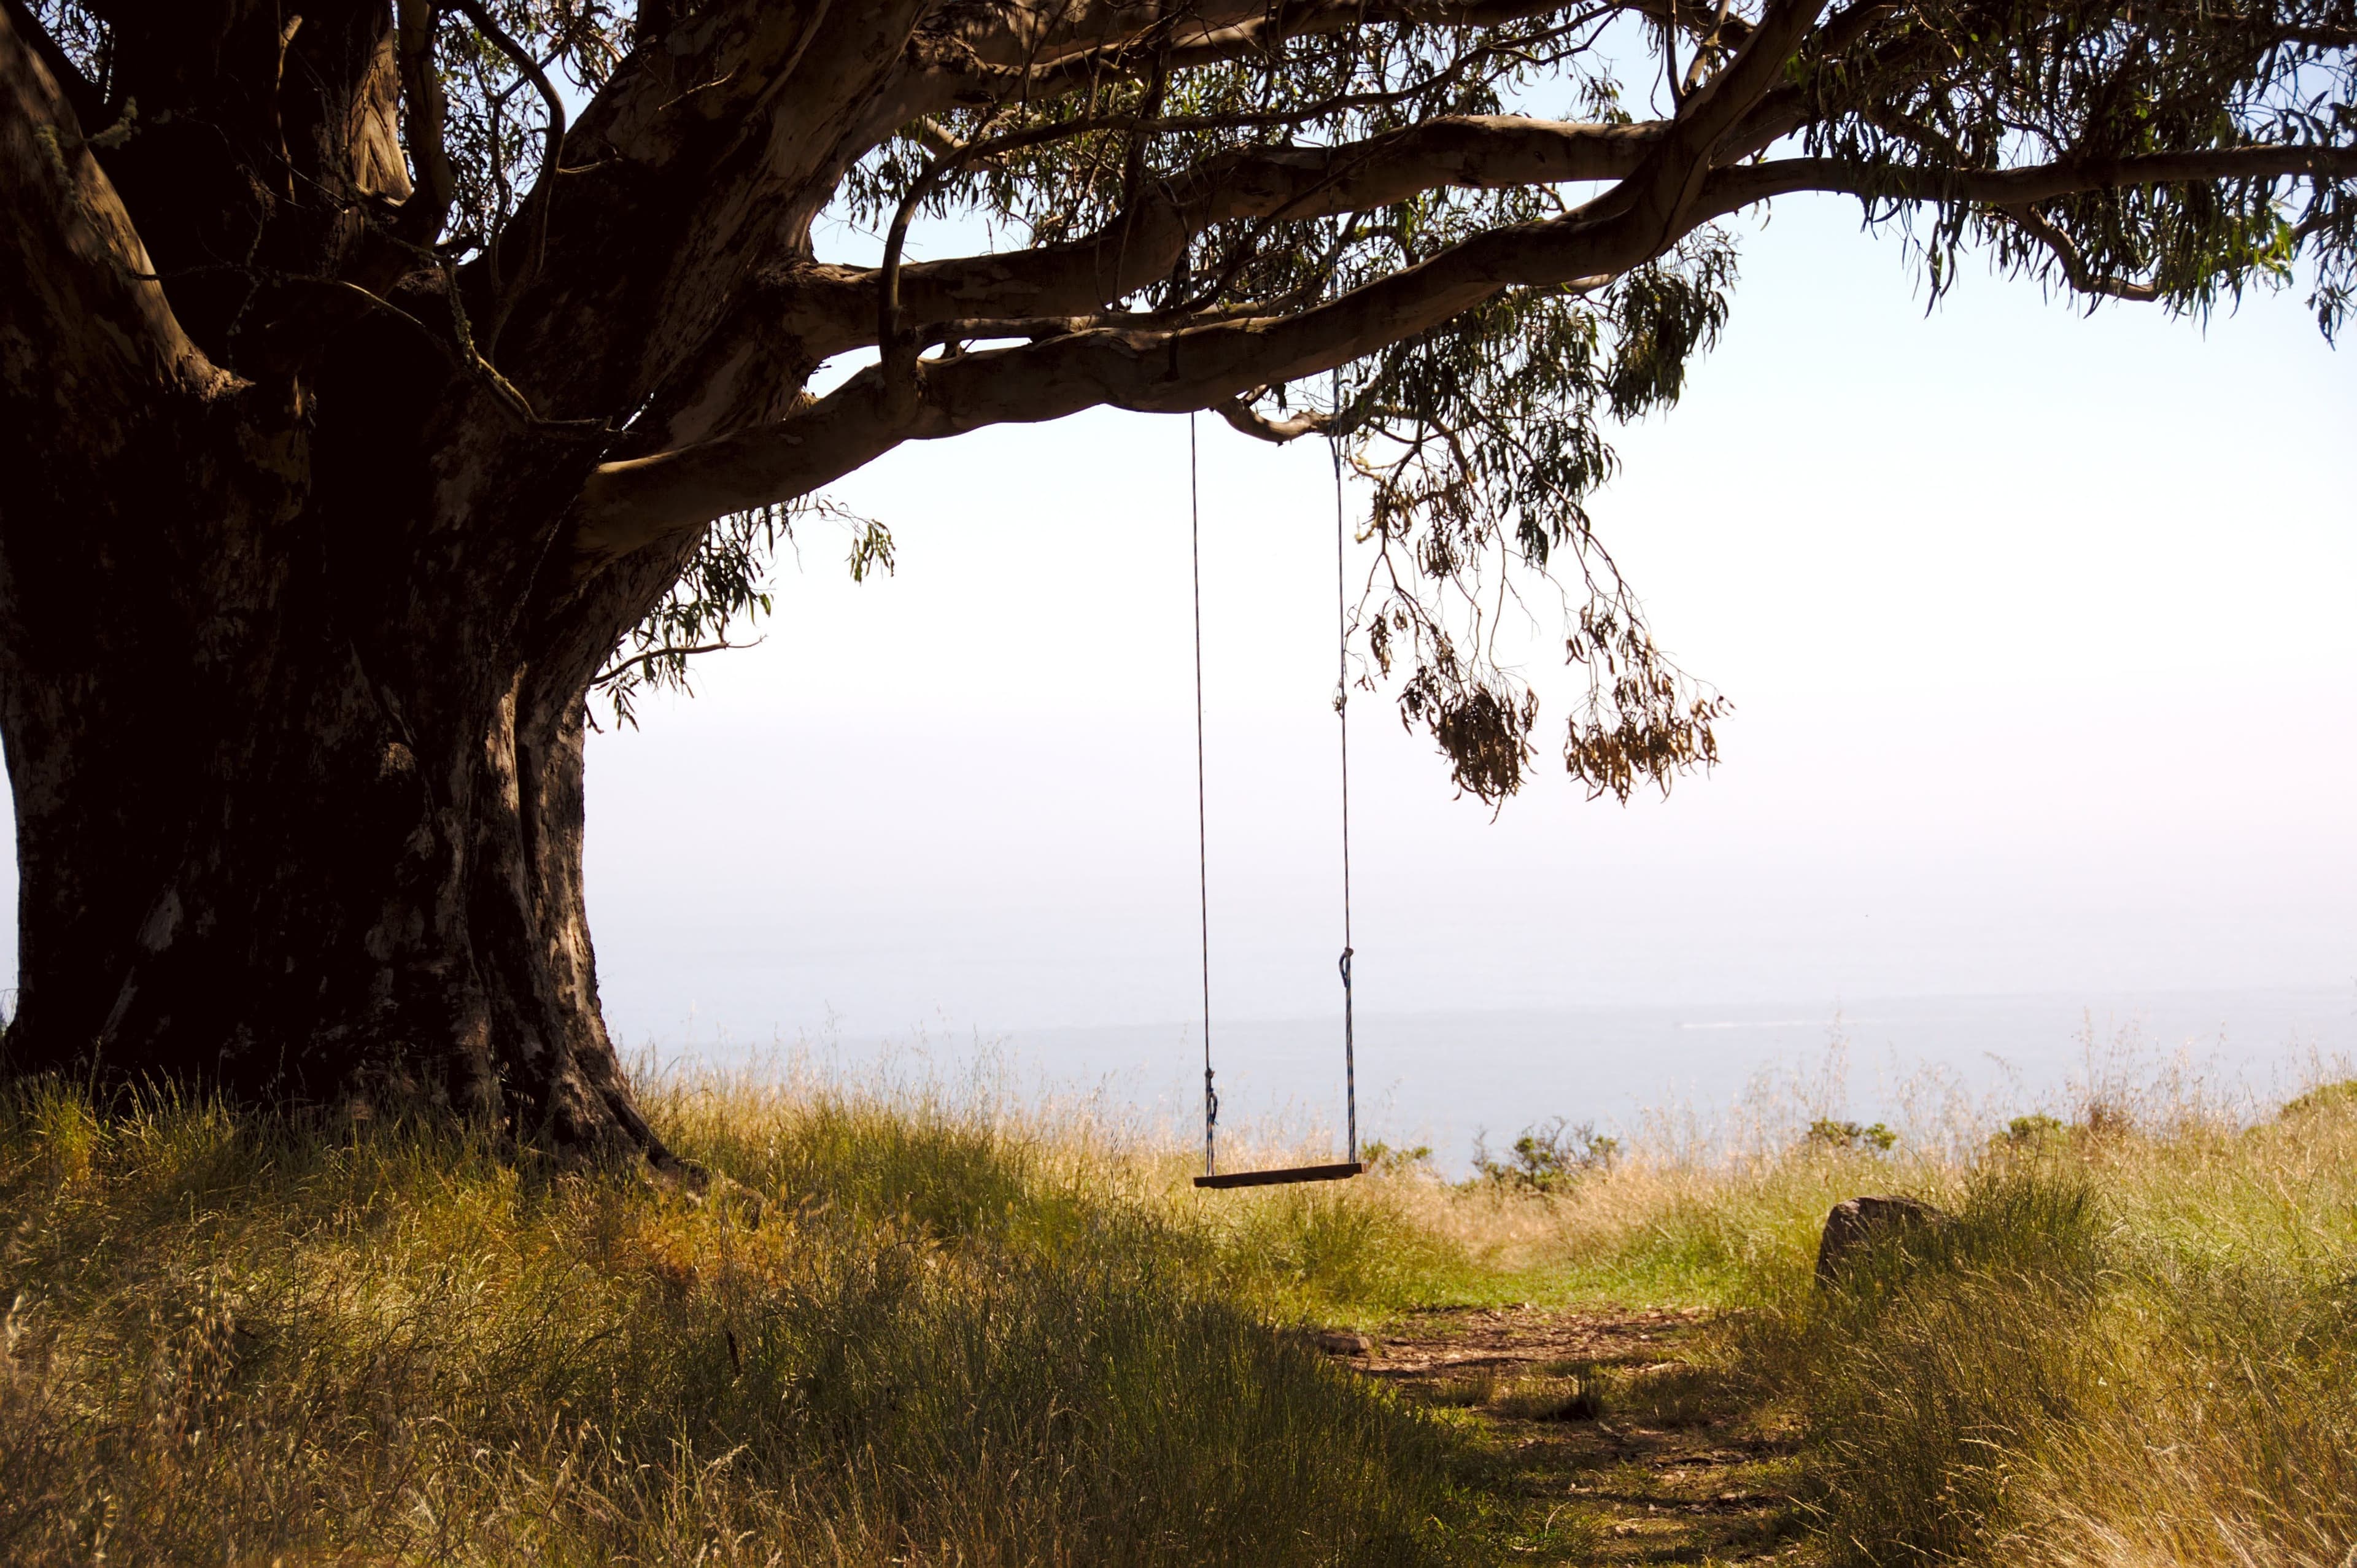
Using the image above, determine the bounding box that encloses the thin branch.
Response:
[2002,203,2162,301]
[1216,393,1332,442]
[0,0,104,127]
[791,115,1667,363]
[592,638,753,686]
[447,0,568,347]
[877,106,1008,414]
[1704,144,2357,213]
[1682,0,1733,98]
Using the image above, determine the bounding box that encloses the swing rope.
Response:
[1190,412,1218,1179]
[1333,369,1357,1167]
[1190,383,1361,1190]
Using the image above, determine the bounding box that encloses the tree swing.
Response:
[1186,392,1363,1190]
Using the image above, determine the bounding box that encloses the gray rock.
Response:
[1814,1195,1954,1284]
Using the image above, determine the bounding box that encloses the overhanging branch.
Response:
[934,0,1752,98]
[575,204,1665,561]
[578,133,2355,568]
[778,115,1670,363]
[1700,145,2357,214]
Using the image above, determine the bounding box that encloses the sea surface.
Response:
[652,985,2357,1176]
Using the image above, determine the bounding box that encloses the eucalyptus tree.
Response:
[1,0,2347,1164]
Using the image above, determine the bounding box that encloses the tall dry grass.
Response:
[1312,1028,2357,1567]
[1701,1067,2357,1568]
[7,1034,2353,1567]
[0,1067,1493,1567]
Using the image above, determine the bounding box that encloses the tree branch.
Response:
[393,0,457,246]
[0,0,104,127]
[1216,395,1333,442]
[1700,145,2357,214]
[574,211,1658,561]
[447,0,569,344]
[933,0,1749,99]
[579,133,2356,566]
[2002,203,2162,302]
[0,8,223,409]
[754,0,1885,376]
[591,638,752,686]
[575,0,1842,557]
[1614,0,1833,253]
[777,115,1668,363]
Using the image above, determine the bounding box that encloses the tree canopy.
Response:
[17,0,2346,804]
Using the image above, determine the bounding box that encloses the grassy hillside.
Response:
[4,1057,2354,1565]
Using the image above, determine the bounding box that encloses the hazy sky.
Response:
[572,191,2354,1059]
[0,193,2347,1086]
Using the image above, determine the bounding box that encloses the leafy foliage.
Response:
[22,1,106,90]
[1344,237,1738,800]
[836,12,1754,800]
[431,4,637,257]
[1473,1116,1624,1192]
[1806,1118,1899,1153]
[826,0,2351,800]
[23,0,2353,803]
[592,498,891,728]
[1794,0,2357,332]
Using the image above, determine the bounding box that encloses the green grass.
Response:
[7,1056,2356,1566]
[0,1073,1493,1566]
[1701,1091,2357,1567]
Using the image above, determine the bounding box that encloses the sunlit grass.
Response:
[1228,1041,2357,1567]
[6,1041,2355,1566]
[0,1070,1491,1567]
[1713,1082,2357,1568]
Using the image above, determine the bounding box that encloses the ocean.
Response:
[648,985,2356,1175]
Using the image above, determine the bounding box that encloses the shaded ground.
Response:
[1331,1306,1816,1564]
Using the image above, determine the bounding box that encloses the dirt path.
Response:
[1336,1306,1814,1564]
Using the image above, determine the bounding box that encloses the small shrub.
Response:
[1361,1140,1436,1175]
[1806,1118,1897,1154]
[1470,1118,1620,1193]
[2278,1078,2357,1121]
[1994,1113,2069,1149]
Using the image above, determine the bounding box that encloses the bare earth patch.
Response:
[1338,1306,1817,1564]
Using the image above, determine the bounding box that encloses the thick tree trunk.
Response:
[2,602,666,1157]
[0,6,724,1161]
[0,367,676,1164]
[1,563,666,1159]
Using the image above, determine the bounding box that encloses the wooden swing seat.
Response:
[1194,1161,1363,1189]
